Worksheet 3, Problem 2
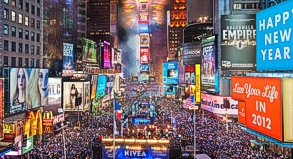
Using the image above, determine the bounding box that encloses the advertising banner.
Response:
[91,75,98,99]
[103,41,111,68]
[282,78,293,142]
[24,110,43,137]
[139,3,148,11]
[22,136,33,154]
[256,1,293,71]
[201,94,238,115]
[238,101,246,125]
[82,37,97,63]
[106,75,115,95]
[195,64,201,103]
[42,111,53,134]
[84,81,91,111]
[190,72,195,85]
[183,42,201,65]
[48,78,61,105]
[178,59,185,85]
[140,34,150,47]
[139,13,149,22]
[140,48,150,64]
[202,35,218,92]
[140,64,149,73]
[185,72,190,84]
[63,82,89,112]
[231,76,282,141]
[0,79,3,139]
[10,68,49,114]
[96,75,107,98]
[102,147,169,159]
[113,49,122,64]
[139,24,149,33]
[185,65,194,73]
[164,85,175,95]
[62,42,74,76]
[163,62,178,85]
[141,74,149,81]
[221,14,256,70]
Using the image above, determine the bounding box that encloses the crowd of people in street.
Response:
[25,84,288,159]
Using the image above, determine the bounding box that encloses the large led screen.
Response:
[91,75,98,99]
[139,24,149,33]
[96,75,107,98]
[106,74,115,95]
[82,37,97,63]
[163,62,178,85]
[0,79,3,138]
[183,42,201,65]
[62,42,74,76]
[140,48,150,64]
[10,68,49,114]
[140,64,149,73]
[48,78,62,105]
[83,81,90,111]
[103,41,111,68]
[256,1,293,71]
[140,33,150,47]
[221,14,256,70]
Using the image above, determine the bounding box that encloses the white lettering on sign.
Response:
[124,150,147,157]
[53,113,65,125]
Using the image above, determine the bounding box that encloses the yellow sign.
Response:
[25,110,43,137]
[43,111,53,134]
[283,78,293,142]
[195,64,201,103]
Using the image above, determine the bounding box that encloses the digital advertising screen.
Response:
[221,14,256,70]
[183,42,201,65]
[282,78,293,142]
[164,85,175,95]
[139,3,148,11]
[185,73,190,84]
[83,81,91,111]
[48,78,62,105]
[201,94,238,115]
[140,33,150,47]
[140,47,150,64]
[256,1,293,71]
[178,58,185,85]
[0,79,3,138]
[140,64,150,73]
[63,82,85,112]
[91,75,98,99]
[106,75,115,95]
[139,23,149,33]
[103,41,111,68]
[82,37,97,63]
[10,68,49,114]
[163,62,179,85]
[139,13,149,22]
[202,35,219,92]
[96,75,107,98]
[190,72,195,85]
[62,42,74,77]
[140,74,149,81]
[231,76,282,141]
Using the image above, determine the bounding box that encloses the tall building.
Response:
[260,0,287,10]
[167,0,187,61]
[187,0,213,24]
[2,0,43,68]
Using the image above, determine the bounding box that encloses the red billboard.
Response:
[140,48,150,64]
[231,76,282,141]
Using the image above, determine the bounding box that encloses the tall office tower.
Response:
[87,0,111,43]
[167,0,187,61]
[76,0,87,59]
[2,0,44,68]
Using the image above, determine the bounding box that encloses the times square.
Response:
[0,0,293,159]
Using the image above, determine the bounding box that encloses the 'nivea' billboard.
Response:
[256,1,293,70]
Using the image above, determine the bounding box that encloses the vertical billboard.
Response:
[0,79,3,139]
[82,37,97,63]
[195,64,201,103]
[221,14,256,70]
[139,23,149,33]
[106,75,115,95]
[256,1,293,71]
[140,48,150,64]
[48,78,62,105]
[178,59,185,85]
[83,81,90,111]
[91,75,98,99]
[164,86,175,95]
[63,82,86,111]
[139,3,148,11]
[163,62,178,84]
[62,42,74,76]
[238,101,246,125]
[96,75,107,98]
[103,41,111,68]
[139,13,149,23]
[283,78,293,142]
[183,42,201,65]
[140,33,150,47]
[140,74,149,81]
[22,136,33,154]
[10,68,49,114]
[231,76,282,141]
[202,35,218,92]
[140,64,150,73]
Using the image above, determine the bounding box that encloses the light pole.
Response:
[193,103,196,159]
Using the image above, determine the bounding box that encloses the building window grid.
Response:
[11,11,16,22]
[25,44,29,54]
[25,30,29,40]
[4,8,9,19]
[19,57,22,67]
[4,41,9,51]
[18,43,23,53]
[18,13,23,24]
[11,26,16,37]
[11,42,16,52]
[31,45,34,54]
[4,25,9,35]
[19,0,23,9]
[19,28,23,38]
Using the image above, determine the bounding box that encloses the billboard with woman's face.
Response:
[10,68,49,114]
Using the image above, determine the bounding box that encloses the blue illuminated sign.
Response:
[256,1,293,70]
[140,64,149,72]
[164,86,175,95]
[96,75,107,98]
[163,62,178,84]
[139,24,149,33]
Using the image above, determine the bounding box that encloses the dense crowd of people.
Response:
[24,84,289,159]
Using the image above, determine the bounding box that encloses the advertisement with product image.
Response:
[96,75,107,98]
[106,75,115,95]
[103,41,111,68]
[63,82,89,112]
[82,37,97,63]
[10,68,49,114]
[140,33,150,47]
[62,42,74,76]
[163,62,178,85]
[48,78,62,105]
[140,48,150,64]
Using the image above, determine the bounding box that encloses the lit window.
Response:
[11,11,16,21]
[25,16,29,26]
[18,14,23,24]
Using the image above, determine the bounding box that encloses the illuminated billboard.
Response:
[201,35,219,92]
[140,64,149,73]
[62,42,74,76]
[82,37,97,63]
[139,3,148,11]
[139,24,149,33]
[139,13,149,22]
[163,62,178,85]
[164,86,175,95]
[91,75,98,99]
[106,75,115,95]
[178,58,185,85]
[140,74,149,81]
[140,33,150,47]
[63,81,90,111]
[103,41,111,68]
[140,48,150,64]
[282,78,293,142]
[231,76,282,141]
[96,75,107,98]
[48,78,62,105]
[238,101,246,125]
[10,68,49,114]
[256,1,293,71]
[183,42,201,65]
[201,94,238,115]
[0,79,3,138]
[195,64,201,102]
[221,14,256,70]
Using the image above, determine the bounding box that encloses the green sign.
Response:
[82,37,97,63]
[22,136,34,154]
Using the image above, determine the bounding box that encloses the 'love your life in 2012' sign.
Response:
[231,76,283,141]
